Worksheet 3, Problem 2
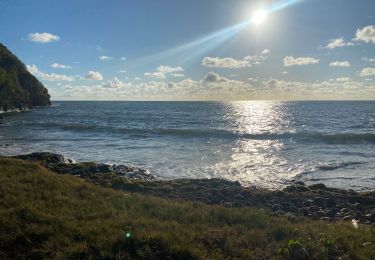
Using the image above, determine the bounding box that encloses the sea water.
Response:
[0,101,374,190]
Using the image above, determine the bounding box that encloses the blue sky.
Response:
[1,0,374,100]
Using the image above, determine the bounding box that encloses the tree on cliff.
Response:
[0,43,50,111]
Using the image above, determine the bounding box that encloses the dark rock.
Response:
[313,197,326,207]
[271,204,281,212]
[354,202,362,211]
[0,43,51,110]
[325,198,336,208]
[233,194,244,199]
[294,181,306,186]
[343,210,355,218]
[12,152,73,164]
[283,185,309,192]
[309,183,327,190]
[365,213,375,222]
[275,210,285,216]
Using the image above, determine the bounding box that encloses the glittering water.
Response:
[1,101,374,190]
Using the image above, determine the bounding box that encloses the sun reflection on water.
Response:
[207,101,301,189]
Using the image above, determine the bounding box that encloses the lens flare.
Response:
[252,9,267,24]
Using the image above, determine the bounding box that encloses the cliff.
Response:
[0,43,50,111]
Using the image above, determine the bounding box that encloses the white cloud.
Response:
[204,72,223,82]
[281,71,288,75]
[202,57,248,69]
[172,73,185,78]
[283,56,320,66]
[85,71,103,80]
[103,77,126,88]
[27,32,60,43]
[156,65,183,73]
[329,61,351,67]
[145,65,184,79]
[202,50,270,69]
[325,37,353,49]
[27,64,75,81]
[98,56,113,61]
[118,70,127,73]
[51,63,72,69]
[120,57,127,61]
[362,57,375,63]
[58,72,375,101]
[360,67,375,77]
[336,77,351,82]
[354,25,375,43]
[144,72,166,79]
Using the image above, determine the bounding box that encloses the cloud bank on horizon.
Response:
[1,0,374,100]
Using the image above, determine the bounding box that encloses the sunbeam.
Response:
[134,0,305,67]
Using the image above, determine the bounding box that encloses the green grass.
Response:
[0,158,374,259]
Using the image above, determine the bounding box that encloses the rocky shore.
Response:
[4,152,375,225]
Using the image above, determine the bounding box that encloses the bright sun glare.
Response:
[252,9,267,24]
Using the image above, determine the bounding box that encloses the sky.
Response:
[1,0,375,100]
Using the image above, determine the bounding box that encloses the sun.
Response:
[252,9,267,25]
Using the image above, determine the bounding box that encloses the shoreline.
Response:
[3,152,375,225]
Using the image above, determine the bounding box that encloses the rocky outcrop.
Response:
[5,152,375,224]
[0,43,50,111]
[9,152,155,181]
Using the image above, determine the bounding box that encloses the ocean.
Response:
[0,101,374,190]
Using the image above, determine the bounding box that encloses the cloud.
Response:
[120,57,127,61]
[325,37,353,49]
[202,57,248,69]
[144,72,166,79]
[85,71,103,80]
[51,63,72,69]
[156,65,183,73]
[354,25,375,43]
[362,57,375,63]
[172,73,185,78]
[103,77,126,88]
[118,70,127,73]
[329,61,351,67]
[26,64,75,81]
[98,56,113,61]
[58,72,374,101]
[360,67,375,77]
[204,72,223,82]
[145,65,184,79]
[283,56,320,67]
[202,50,270,69]
[336,77,351,82]
[27,32,60,43]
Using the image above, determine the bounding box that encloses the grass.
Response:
[0,158,374,259]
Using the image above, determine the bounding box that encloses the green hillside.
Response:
[0,43,50,111]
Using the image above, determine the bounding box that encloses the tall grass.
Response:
[0,158,374,259]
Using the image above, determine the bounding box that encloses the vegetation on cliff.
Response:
[0,158,374,259]
[0,43,50,111]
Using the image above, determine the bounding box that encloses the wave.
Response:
[31,122,375,144]
[316,161,364,171]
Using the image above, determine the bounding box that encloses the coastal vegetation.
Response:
[1,157,374,259]
[0,43,50,111]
